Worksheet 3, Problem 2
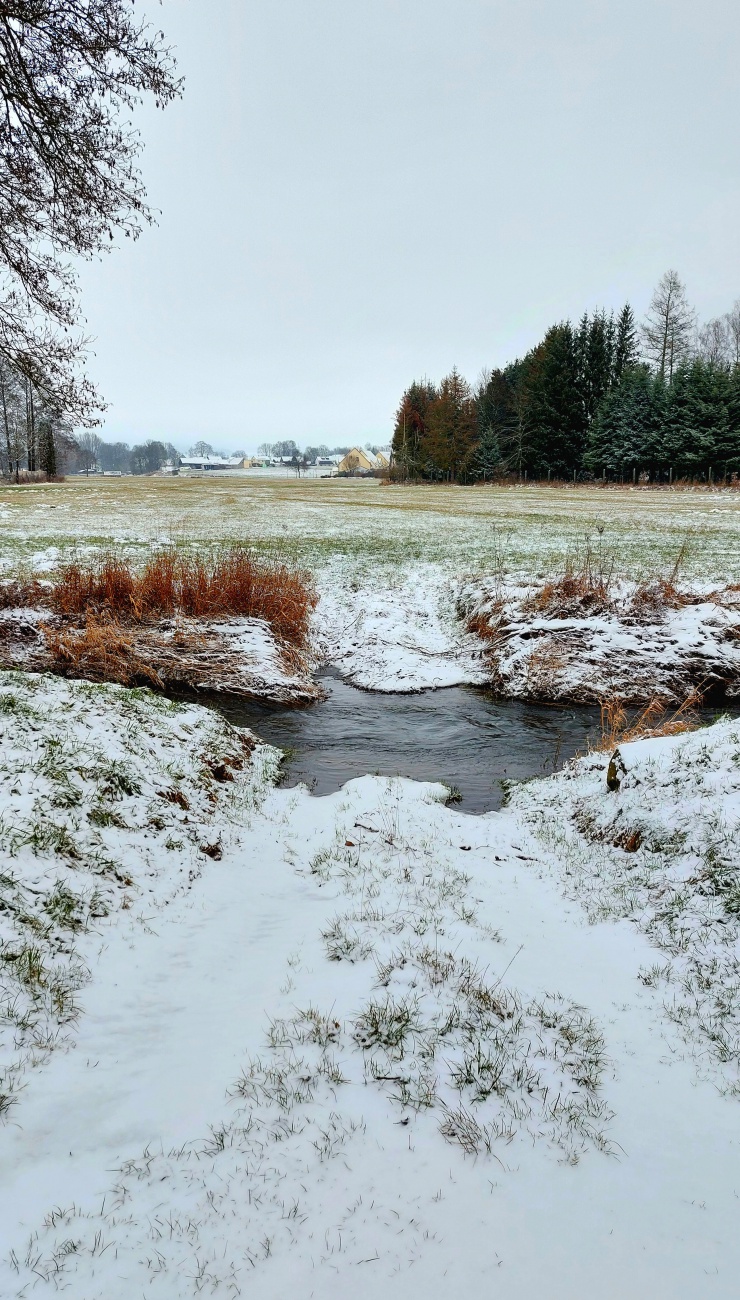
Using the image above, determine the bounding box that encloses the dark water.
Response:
[205,673,603,814]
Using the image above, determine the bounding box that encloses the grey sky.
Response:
[79,0,740,453]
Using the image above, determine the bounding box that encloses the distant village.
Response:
[45,438,394,481]
[176,447,391,475]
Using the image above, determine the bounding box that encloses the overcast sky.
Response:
[78,0,740,453]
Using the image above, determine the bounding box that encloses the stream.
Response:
[205,672,604,813]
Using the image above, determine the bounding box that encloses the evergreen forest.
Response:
[391,273,740,484]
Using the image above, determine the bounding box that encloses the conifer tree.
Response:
[526,324,584,476]
[472,423,502,479]
[586,367,658,478]
[391,380,437,477]
[613,304,639,379]
[425,369,477,480]
[662,360,725,477]
[38,420,56,478]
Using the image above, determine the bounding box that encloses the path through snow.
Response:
[2,759,740,1296]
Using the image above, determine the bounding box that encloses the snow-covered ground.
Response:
[311,561,740,700]
[3,673,740,1297]
[315,563,489,691]
[457,576,740,703]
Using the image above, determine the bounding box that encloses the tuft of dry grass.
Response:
[43,617,163,689]
[596,691,703,751]
[0,578,47,610]
[525,536,615,618]
[48,547,316,647]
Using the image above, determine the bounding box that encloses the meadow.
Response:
[3,474,740,580]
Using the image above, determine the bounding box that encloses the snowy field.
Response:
[3,474,740,577]
[5,475,740,697]
[2,673,740,1296]
[3,478,740,1295]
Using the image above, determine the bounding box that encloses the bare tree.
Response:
[641,270,696,378]
[76,430,102,475]
[0,3,181,420]
[0,355,23,479]
[697,316,730,366]
[725,300,740,367]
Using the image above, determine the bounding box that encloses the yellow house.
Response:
[337,448,376,473]
[375,450,390,469]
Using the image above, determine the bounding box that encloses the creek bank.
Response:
[458,576,740,704]
[0,606,321,704]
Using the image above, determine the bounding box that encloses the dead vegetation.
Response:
[0,578,46,610]
[596,691,703,751]
[48,548,316,647]
[36,615,321,703]
[0,548,320,703]
[43,616,164,689]
[524,535,615,618]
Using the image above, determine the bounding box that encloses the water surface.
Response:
[207,674,603,813]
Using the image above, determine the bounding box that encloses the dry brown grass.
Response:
[48,547,316,647]
[525,540,615,618]
[596,691,703,751]
[0,578,47,609]
[627,577,691,617]
[43,617,163,689]
[527,570,612,617]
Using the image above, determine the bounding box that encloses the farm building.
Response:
[336,448,390,474]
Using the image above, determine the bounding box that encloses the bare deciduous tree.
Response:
[0,2,181,419]
[76,430,102,475]
[697,316,730,366]
[725,300,740,367]
[641,270,696,378]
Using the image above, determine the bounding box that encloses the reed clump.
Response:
[43,617,163,689]
[49,548,316,647]
[596,691,702,751]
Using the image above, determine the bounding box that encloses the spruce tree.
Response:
[526,324,585,477]
[613,304,639,380]
[472,423,502,479]
[586,367,657,478]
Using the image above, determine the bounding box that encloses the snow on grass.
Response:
[4,477,740,698]
[458,576,740,703]
[2,772,616,1296]
[512,717,740,1087]
[3,476,740,581]
[0,671,279,1120]
[315,561,489,690]
[3,676,740,1294]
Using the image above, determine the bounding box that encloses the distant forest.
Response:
[392,271,740,483]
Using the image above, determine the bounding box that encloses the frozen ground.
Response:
[3,475,740,578]
[4,476,740,699]
[2,675,740,1296]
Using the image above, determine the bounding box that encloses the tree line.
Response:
[391,272,740,483]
